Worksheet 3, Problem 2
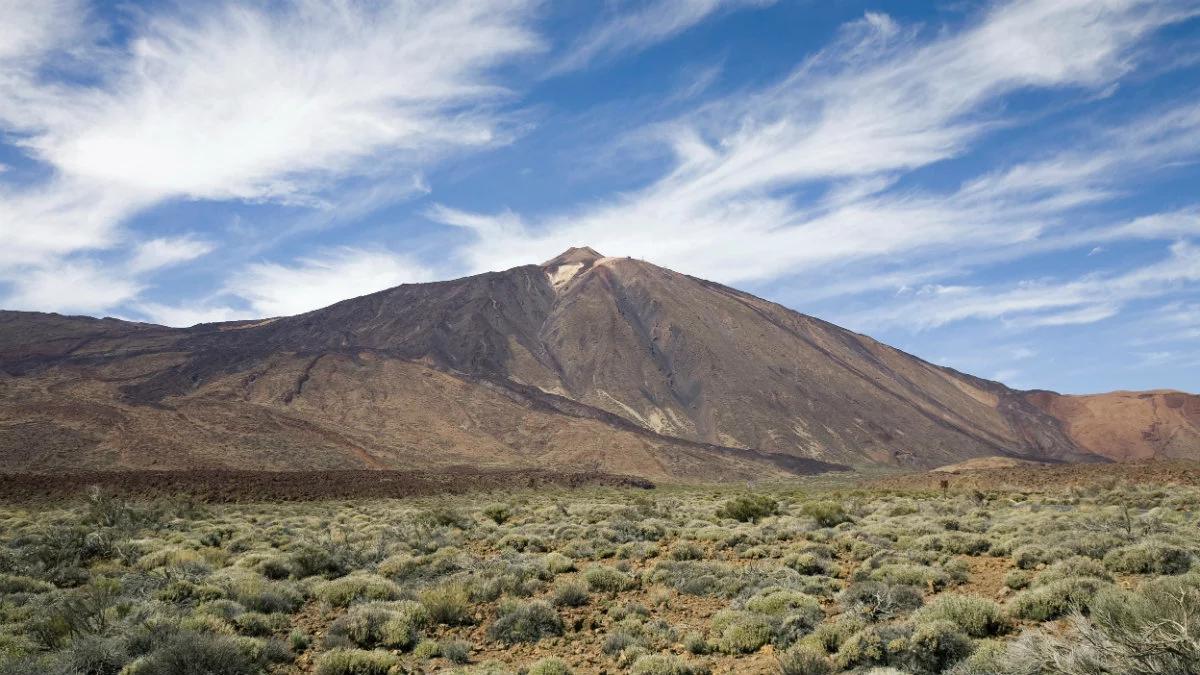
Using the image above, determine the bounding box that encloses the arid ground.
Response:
[2,462,1198,675]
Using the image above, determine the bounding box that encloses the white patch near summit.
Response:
[547,262,584,289]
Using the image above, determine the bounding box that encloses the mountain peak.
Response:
[542,246,604,267]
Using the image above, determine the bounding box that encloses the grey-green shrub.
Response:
[121,632,260,675]
[585,566,635,594]
[801,501,851,528]
[314,648,399,675]
[419,583,472,625]
[838,581,923,620]
[442,640,471,664]
[714,611,773,653]
[488,600,563,644]
[777,644,833,675]
[315,574,401,607]
[630,653,706,675]
[914,594,1007,637]
[1008,577,1110,621]
[1103,541,1192,575]
[992,577,1200,675]
[324,602,427,650]
[904,620,972,674]
[717,495,778,523]
[528,657,573,675]
[552,579,589,607]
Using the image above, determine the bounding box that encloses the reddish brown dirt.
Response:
[955,555,1014,601]
[865,460,1200,492]
[0,468,654,502]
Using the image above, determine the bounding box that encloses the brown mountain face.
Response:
[1,247,1197,480]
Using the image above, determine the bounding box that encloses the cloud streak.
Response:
[550,0,772,75]
[228,248,435,318]
[853,241,1200,330]
[443,0,1200,286]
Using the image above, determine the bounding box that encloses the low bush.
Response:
[585,566,635,594]
[777,643,833,675]
[838,581,923,620]
[801,614,867,654]
[552,579,589,607]
[716,495,778,523]
[234,611,290,637]
[904,620,972,674]
[745,587,823,621]
[314,648,399,675]
[1012,544,1068,570]
[324,601,427,651]
[527,657,572,675]
[993,577,1200,674]
[316,574,401,607]
[1103,541,1192,575]
[442,639,471,664]
[0,574,53,594]
[914,594,1007,637]
[545,552,575,574]
[226,575,303,614]
[488,600,563,644]
[832,625,897,670]
[630,653,707,675]
[482,503,512,525]
[670,543,704,561]
[868,563,948,591]
[714,611,773,654]
[1009,576,1111,621]
[1003,569,1031,590]
[419,583,472,625]
[121,631,260,675]
[1036,556,1111,585]
[801,501,852,528]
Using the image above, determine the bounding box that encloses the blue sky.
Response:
[1,0,1198,395]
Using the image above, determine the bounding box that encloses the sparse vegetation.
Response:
[716,494,778,522]
[2,474,1199,673]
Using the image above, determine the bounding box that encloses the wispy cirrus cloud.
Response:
[0,0,541,310]
[441,0,1200,286]
[852,241,1200,330]
[136,246,435,326]
[2,260,144,316]
[129,237,215,274]
[227,248,434,318]
[550,0,772,75]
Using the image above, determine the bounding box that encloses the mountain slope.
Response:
[2,248,1197,478]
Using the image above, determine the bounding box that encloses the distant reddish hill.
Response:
[1026,390,1200,461]
[1,247,1196,480]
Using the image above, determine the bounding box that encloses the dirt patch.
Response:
[955,555,1014,601]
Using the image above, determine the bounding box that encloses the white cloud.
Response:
[0,0,541,313]
[229,248,435,317]
[0,0,88,64]
[852,241,1200,330]
[991,369,1022,384]
[129,236,214,273]
[2,260,142,315]
[132,302,246,328]
[0,232,215,314]
[15,1,539,203]
[443,0,1200,283]
[551,0,772,75]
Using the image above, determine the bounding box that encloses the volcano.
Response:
[1,248,1196,481]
